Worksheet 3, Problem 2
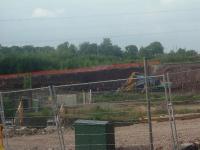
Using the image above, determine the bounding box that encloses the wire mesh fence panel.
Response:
[52,74,174,150]
[167,69,200,149]
[0,87,63,150]
[146,75,176,150]
[0,72,193,150]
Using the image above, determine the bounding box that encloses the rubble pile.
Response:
[4,126,58,137]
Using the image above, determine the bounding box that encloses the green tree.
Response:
[98,38,123,57]
[98,38,112,55]
[177,48,186,55]
[0,40,199,75]
[125,45,138,58]
[186,50,198,56]
[139,42,164,58]
[79,42,98,55]
[146,42,164,56]
[57,42,76,57]
[139,46,151,58]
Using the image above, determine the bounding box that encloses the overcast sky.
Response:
[0,0,200,51]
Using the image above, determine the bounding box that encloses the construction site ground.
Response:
[7,117,200,150]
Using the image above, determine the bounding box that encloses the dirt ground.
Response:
[5,117,200,150]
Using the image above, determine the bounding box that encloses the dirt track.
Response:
[6,117,200,150]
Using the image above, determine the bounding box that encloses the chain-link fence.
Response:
[52,74,173,150]
[1,70,199,150]
[167,69,200,149]
[0,87,65,150]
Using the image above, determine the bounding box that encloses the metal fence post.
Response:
[167,73,179,150]
[144,58,154,150]
[89,89,92,104]
[0,92,9,150]
[82,91,85,104]
[49,86,66,150]
[163,74,176,150]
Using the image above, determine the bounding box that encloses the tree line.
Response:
[0,38,199,74]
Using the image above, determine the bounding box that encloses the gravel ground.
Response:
[6,118,200,150]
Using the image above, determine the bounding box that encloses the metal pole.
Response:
[144,58,154,150]
[49,86,66,150]
[0,92,9,150]
[82,91,86,104]
[89,89,92,104]
[52,86,66,150]
[167,73,179,150]
[163,75,176,150]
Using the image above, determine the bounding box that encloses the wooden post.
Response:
[144,58,154,150]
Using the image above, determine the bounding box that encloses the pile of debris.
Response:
[4,126,58,137]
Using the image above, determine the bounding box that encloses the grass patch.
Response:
[175,108,196,114]
[172,93,200,102]
[92,91,166,103]
[26,107,53,117]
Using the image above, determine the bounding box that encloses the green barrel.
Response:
[74,120,115,150]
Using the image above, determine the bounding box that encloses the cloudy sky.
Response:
[0,0,200,51]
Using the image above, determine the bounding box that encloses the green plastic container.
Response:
[74,120,115,150]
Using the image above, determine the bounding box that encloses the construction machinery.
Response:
[119,72,137,92]
[119,72,162,92]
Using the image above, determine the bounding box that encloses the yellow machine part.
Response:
[0,125,4,150]
[119,72,137,92]
[0,146,4,150]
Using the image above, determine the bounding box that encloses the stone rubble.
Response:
[3,126,57,137]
